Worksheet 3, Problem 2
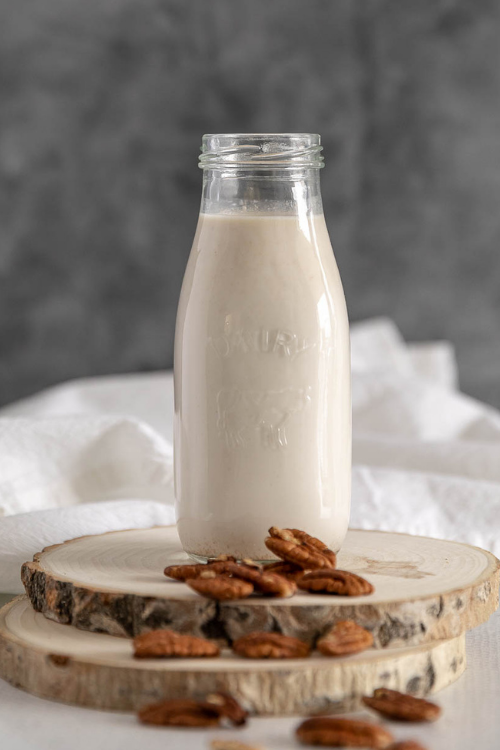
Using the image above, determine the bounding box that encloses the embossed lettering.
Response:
[209,336,230,357]
[294,337,316,359]
[273,330,295,357]
[216,387,312,450]
[260,328,271,353]
[209,328,317,360]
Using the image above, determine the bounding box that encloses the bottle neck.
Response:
[200,168,323,216]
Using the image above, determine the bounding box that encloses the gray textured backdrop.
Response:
[1,0,499,408]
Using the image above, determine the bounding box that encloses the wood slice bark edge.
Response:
[0,597,467,714]
[21,529,500,648]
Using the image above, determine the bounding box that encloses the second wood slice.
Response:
[0,597,466,714]
[22,526,499,648]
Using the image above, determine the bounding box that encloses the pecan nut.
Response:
[223,562,296,598]
[206,691,248,726]
[287,528,338,565]
[138,698,220,727]
[298,569,374,596]
[138,693,246,728]
[363,688,441,722]
[263,561,308,581]
[265,527,337,570]
[233,632,310,659]
[164,563,208,581]
[133,629,219,658]
[296,717,394,748]
[187,575,254,600]
[317,620,374,656]
[164,557,235,581]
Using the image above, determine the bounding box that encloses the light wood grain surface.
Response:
[0,596,466,714]
[22,527,500,647]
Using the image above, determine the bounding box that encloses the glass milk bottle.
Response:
[174,133,351,561]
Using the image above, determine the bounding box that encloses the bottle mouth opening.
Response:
[199,133,324,169]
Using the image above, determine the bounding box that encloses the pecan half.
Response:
[287,528,338,566]
[363,688,441,722]
[263,561,308,581]
[233,632,310,659]
[164,559,235,581]
[317,620,374,656]
[164,563,207,581]
[223,562,296,598]
[206,692,248,726]
[298,569,374,596]
[296,717,394,748]
[133,629,219,658]
[265,527,337,570]
[138,698,220,727]
[187,575,254,600]
[138,693,246,728]
[387,742,428,750]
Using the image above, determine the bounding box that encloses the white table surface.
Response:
[1,603,498,750]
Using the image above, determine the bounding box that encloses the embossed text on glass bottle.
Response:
[174,134,351,561]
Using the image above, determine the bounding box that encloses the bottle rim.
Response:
[199,133,324,169]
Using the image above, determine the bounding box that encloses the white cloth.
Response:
[1,317,500,595]
[0,501,175,593]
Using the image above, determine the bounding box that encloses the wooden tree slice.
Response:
[22,527,499,648]
[0,597,466,715]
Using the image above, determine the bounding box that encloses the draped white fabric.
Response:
[1,317,499,593]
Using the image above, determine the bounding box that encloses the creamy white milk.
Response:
[174,212,351,560]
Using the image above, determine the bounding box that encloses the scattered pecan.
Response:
[387,742,428,750]
[296,717,394,748]
[138,693,246,728]
[206,692,248,726]
[164,559,235,581]
[263,561,308,581]
[298,569,374,596]
[164,562,208,581]
[317,620,374,656]
[187,575,254,600]
[233,632,310,659]
[265,527,336,570]
[133,629,220,658]
[138,698,220,727]
[287,528,338,566]
[363,688,441,723]
[223,562,296,598]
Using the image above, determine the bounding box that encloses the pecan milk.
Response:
[174,210,351,560]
